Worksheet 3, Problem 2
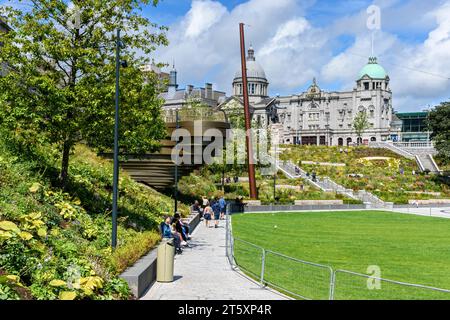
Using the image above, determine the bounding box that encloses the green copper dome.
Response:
[358,57,387,79]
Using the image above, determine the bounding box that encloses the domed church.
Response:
[219,46,396,146]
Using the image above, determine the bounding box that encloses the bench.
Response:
[120,211,201,298]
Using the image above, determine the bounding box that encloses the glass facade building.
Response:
[395,112,430,142]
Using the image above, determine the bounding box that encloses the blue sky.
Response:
[144,0,450,112]
[1,0,448,111]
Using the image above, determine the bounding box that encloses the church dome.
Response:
[233,45,268,81]
[358,57,387,80]
[234,60,267,79]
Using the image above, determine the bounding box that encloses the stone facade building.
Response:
[220,46,397,146]
[158,65,226,122]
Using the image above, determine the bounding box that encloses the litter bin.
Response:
[156,238,175,282]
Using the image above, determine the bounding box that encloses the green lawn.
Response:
[231,211,450,300]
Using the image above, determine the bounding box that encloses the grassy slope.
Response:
[280,145,450,203]
[232,211,450,299]
[0,137,186,300]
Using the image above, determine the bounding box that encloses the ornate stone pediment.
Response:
[305,78,321,99]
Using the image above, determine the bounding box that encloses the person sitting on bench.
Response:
[173,212,190,242]
[192,200,203,218]
[160,215,183,254]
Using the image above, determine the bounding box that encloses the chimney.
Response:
[205,83,213,100]
[186,85,194,95]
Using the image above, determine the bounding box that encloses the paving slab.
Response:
[141,219,287,300]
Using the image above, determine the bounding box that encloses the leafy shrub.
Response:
[110,231,160,274]
[0,134,184,300]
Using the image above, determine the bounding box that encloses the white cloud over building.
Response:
[154,0,450,111]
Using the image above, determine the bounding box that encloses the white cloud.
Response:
[184,0,227,38]
[154,0,450,111]
[320,0,450,111]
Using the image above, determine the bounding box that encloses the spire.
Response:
[247,44,255,61]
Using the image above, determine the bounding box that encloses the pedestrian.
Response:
[212,200,221,228]
[219,196,226,220]
[312,171,317,182]
[203,202,212,228]
[202,196,208,209]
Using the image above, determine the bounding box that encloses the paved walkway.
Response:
[392,206,450,219]
[141,219,287,300]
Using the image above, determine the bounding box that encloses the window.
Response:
[364,82,369,90]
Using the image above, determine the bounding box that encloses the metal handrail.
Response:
[332,269,450,300]
[226,221,450,300]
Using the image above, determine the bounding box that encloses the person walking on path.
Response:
[312,171,317,182]
[203,202,212,228]
[219,196,226,220]
[202,196,208,210]
[211,200,221,228]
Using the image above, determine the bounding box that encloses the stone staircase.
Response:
[415,154,441,173]
[277,160,392,208]
[369,142,441,174]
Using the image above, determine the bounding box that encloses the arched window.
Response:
[346,137,352,146]
[338,138,344,146]
[371,137,377,142]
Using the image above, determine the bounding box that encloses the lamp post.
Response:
[273,143,277,204]
[174,109,180,214]
[112,29,127,249]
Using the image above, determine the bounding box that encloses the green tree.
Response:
[0,0,168,187]
[427,101,450,162]
[353,110,370,145]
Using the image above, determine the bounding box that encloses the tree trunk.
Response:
[59,139,71,189]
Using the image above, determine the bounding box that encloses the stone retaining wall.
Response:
[294,200,343,205]
[408,199,450,205]
[120,211,201,298]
